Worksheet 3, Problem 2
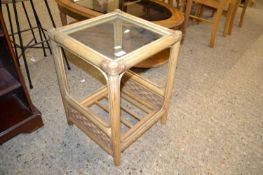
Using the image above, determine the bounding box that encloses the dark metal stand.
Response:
[43,0,71,70]
[12,0,33,88]
[1,0,71,89]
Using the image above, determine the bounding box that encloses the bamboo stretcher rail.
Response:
[94,101,134,129]
[120,105,142,121]
[97,96,143,121]
[95,101,141,128]
[121,91,154,112]
[81,86,108,106]
[121,109,166,151]
[121,110,157,141]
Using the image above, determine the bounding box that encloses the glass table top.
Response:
[74,0,172,21]
[69,18,162,60]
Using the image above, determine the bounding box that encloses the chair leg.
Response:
[5,4,19,61]
[43,0,56,27]
[193,3,202,24]
[22,1,37,43]
[29,0,48,56]
[228,0,239,35]
[12,0,33,88]
[196,4,204,24]
[223,1,234,37]
[30,0,53,55]
[44,0,71,70]
[210,8,224,48]
[239,0,250,27]
[181,0,192,44]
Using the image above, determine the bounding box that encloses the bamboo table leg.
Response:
[50,39,72,125]
[161,41,181,124]
[108,74,122,166]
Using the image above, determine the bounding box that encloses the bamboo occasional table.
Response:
[49,10,181,166]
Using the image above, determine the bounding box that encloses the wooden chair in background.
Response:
[180,0,235,47]
[239,0,251,27]
[228,0,251,35]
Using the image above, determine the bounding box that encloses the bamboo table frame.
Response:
[49,10,181,166]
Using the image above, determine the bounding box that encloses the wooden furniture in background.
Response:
[0,12,43,144]
[238,0,251,27]
[55,0,184,68]
[239,0,251,27]
[56,0,184,28]
[181,0,235,47]
[49,10,182,165]
[250,0,255,6]
[228,0,251,35]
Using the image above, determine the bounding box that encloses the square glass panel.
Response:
[68,18,162,60]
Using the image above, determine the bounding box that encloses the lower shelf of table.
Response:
[65,71,166,154]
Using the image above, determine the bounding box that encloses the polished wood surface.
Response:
[0,12,43,144]
[56,0,184,28]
